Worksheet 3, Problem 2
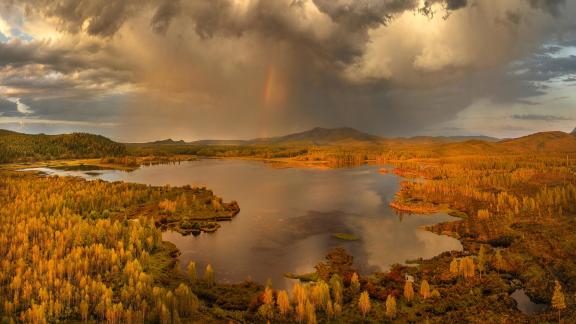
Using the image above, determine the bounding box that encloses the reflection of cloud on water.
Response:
[356,213,462,274]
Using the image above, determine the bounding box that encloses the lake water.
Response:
[26,159,462,288]
[511,289,547,315]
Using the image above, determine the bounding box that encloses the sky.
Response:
[0,0,575,142]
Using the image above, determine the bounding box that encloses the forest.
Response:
[0,130,575,322]
[0,130,126,163]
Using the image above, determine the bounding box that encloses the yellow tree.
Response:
[277,290,291,317]
[420,280,430,299]
[478,246,487,279]
[305,300,316,324]
[552,280,566,323]
[358,291,371,318]
[449,258,459,275]
[187,261,196,282]
[262,287,274,305]
[350,273,360,294]
[404,280,414,301]
[494,250,504,274]
[204,264,214,287]
[386,295,396,318]
[296,301,306,323]
[329,274,343,305]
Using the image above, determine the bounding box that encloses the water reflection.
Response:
[24,159,462,289]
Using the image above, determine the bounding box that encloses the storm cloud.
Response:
[0,0,575,141]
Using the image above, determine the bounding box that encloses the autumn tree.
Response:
[477,246,487,279]
[420,280,430,299]
[449,258,459,275]
[329,274,343,305]
[187,261,196,281]
[277,290,291,317]
[204,264,215,286]
[306,300,316,324]
[404,280,414,301]
[386,295,396,318]
[552,280,566,323]
[494,250,504,273]
[460,257,475,279]
[350,272,360,294]
[358,291,371,318]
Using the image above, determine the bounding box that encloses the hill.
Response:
[572,127,575,135]
[0,130,126,163]
[148,139,187,145]
[251,127,383,146]
[497,131,576,153]
[151,128,500,147]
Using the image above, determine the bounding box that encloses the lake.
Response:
[26,159,462,289]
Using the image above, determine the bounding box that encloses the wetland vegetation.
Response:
[1,128,575,322]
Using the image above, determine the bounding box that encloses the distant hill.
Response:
[148,139,187,145]
[250,127,383,146]
[156,128,501,147]
[571,127,576,135]
[190,140,248,146]
[497,131,576,153]
[0,130,126,163]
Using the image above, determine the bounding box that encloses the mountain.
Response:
[186,127,384,146]
[251,127,383,146]
[190,140,248,146]
[148,139,187,145]
[571,127,576,135]
[0,130,126,163]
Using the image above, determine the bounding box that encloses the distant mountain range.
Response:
[148,139,188,145]
[147,127,501,146]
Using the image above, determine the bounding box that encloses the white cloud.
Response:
[6,97,33,114]
[0,116,119,127]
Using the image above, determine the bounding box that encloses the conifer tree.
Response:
[420,280,430,299]
[494,250,504,274]
[350,272,360,295]
[358,291,371,318]
[277,290,291,317]
[305,300,316,324]
[329,274,343,305]
[204,264,214,287]
[449,258,459,275]
[296,301,306,323]
[478,246,487,279]
[187,261,196,282]
[552,280,566,323]
[404,280,414,301]
[386,295,396,318]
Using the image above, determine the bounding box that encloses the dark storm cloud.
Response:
[0,0,575,140]
[527,0,566,16]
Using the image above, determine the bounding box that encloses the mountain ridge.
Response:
[184,127,500,146]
